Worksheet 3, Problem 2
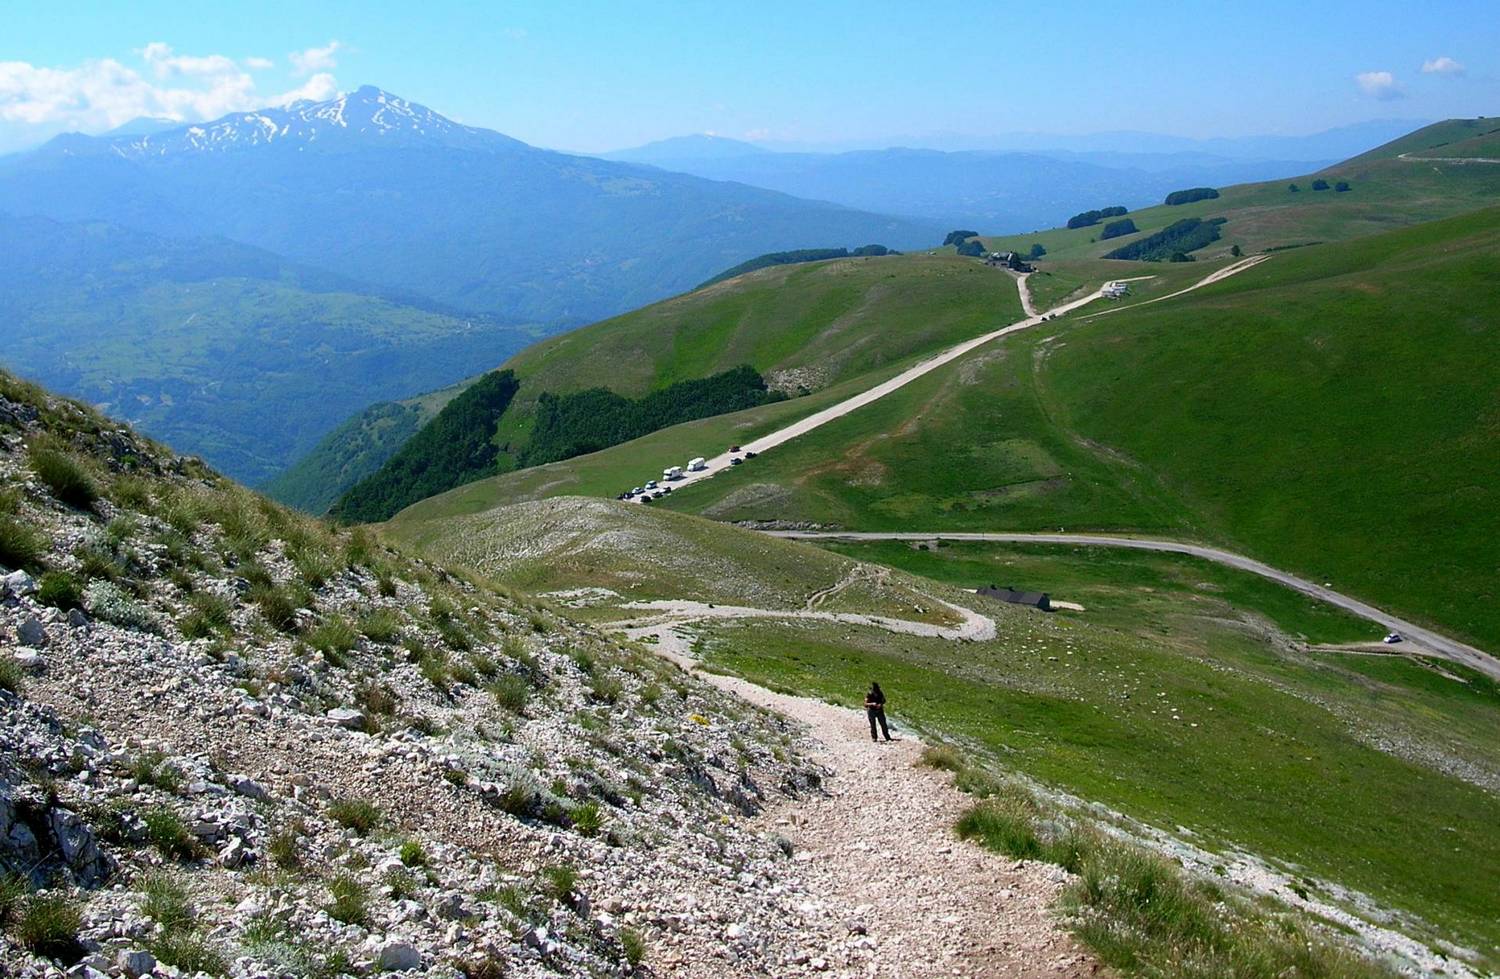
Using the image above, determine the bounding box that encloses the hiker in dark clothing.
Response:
[865,682,892,742]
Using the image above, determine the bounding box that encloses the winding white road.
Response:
[766,530,1500,681]
[652,256,1268,496]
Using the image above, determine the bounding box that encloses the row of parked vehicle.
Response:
[618,446,758,502]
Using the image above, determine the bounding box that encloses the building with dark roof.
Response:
[976,584,1052,611]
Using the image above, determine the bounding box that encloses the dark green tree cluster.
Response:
[1066,205,1128,229]
[1028,243,1046,259]
[1099,218,1139,240]
[1335,181,1351,192]
[1164,187,1220,206]
[700,246,895,287]
[332,370,520,523]
[1311,179,1331,191]
[943,230,980,246]
[955,239,987,257]
[1103,217,1226,261]
[521,366,782,468]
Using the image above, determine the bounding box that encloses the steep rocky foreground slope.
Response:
[0,371,939,978]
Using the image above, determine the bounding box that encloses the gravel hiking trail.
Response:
[628,621,1101,979]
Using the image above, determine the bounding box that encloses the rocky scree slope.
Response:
[0,372,866,978]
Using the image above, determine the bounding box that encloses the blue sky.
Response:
[2,0,1496,153]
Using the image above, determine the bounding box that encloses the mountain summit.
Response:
[87,85,526,157]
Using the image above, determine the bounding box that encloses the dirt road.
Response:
[654,257,1268,497]
[766,530,1500,681]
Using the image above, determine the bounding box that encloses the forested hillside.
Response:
[332,370,521,524]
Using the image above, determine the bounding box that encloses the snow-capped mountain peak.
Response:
[103,86,524,158]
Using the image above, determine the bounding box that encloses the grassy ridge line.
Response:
[980,118,1500,264]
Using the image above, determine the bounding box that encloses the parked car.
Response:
[730,457,743,466]
[1383,632,1403,644]
[729,445,741,452]
[744,451,758,459]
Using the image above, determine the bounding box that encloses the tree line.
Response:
[701,245,896,287]
[520,365,783,468]
[1103,217,1226,262]
[1067,205,1128,229]
[332,369,521,523]
[1164,187,1220,206]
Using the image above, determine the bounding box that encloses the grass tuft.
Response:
[28,439,98,509]
[327,797,382,836]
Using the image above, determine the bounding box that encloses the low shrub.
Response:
[0,658,22,693]
[85,579,156,632]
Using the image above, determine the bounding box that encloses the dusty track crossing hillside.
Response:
[769,530,1500,681]
[657,257,1267,498]
[629,623,1100,979]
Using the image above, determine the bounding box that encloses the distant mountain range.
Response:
[602,120,1429,229]
[0,86,944,324]
[0,86,947,482]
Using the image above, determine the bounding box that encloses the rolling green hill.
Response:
[980,118,1500,267]
[649,207,1500,649]
[277,251,1026,510]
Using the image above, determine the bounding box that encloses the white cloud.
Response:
[245,56,275,71]
[289,41,341,76]
[742,128,771,141]
[0,44,340,133]
[1421,56,1465,76]
[1354,70,1404,101]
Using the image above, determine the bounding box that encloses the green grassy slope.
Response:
[657,208,1500,649]
[501,251,1022,404]
[1342,117,1500,163]
[402,491,1500,966]
[980,118,1500,264]
[279,251,1025,509]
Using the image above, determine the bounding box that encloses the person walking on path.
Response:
[865,682,892,742]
